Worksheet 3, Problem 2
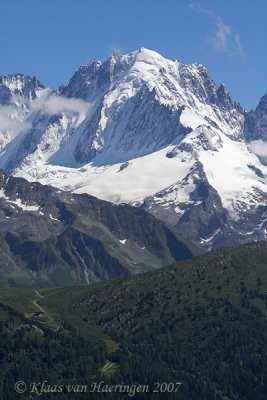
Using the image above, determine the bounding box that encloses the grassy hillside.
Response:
[0,241,267,398]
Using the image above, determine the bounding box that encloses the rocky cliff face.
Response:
[0,73,45,105]
[245,93,267,141]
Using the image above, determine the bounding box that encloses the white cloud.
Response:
[32,93,90,116]
[250,140,267,157]
[189,3,244,58]
[0,94,90,139]
[0,106,31,135]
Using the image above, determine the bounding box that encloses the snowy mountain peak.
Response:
[61,48,239,114]
[0,49,245,170]
[0,48,266,250]
[70,48,243,164]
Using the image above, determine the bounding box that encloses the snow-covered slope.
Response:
[0,48,266,249]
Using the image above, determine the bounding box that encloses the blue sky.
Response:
[0,0,266,109]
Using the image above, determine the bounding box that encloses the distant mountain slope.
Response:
[0,49,266,249]
[1,241,267,399]
[0,170,195,287]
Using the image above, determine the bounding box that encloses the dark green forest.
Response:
[1,241,267,399]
